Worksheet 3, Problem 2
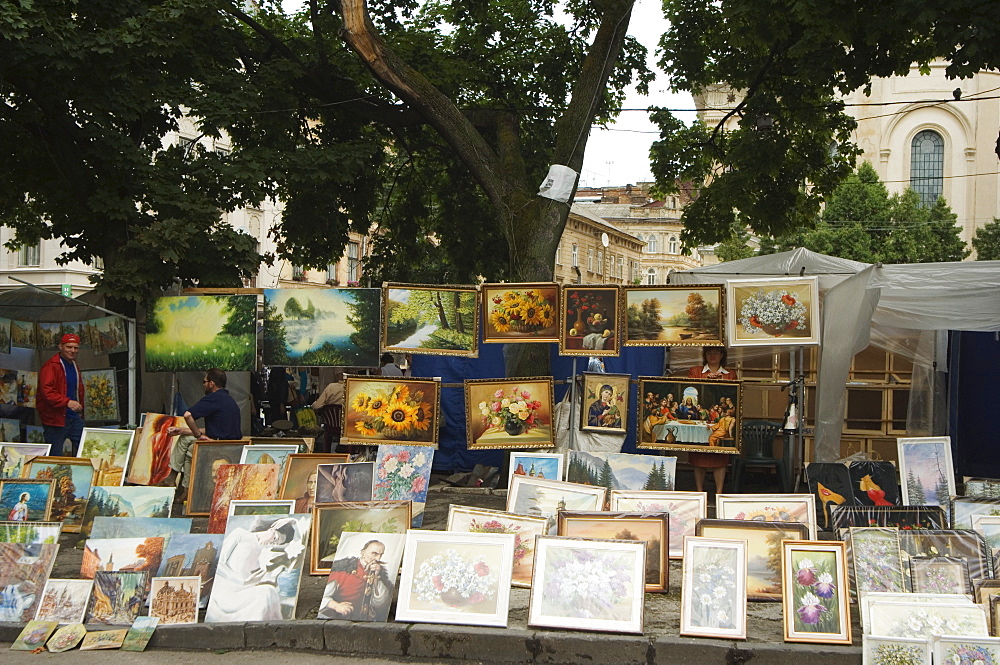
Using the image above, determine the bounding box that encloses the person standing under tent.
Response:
[37,333,85,455]
[684,346,733,494]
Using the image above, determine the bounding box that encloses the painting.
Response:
[508,452,564,486]
[0,478,54,521]
[579,372,630,433]
[156,533,224,608]
[847,460,899,506]
[862,636,931,665]
[228,499,295,517]
[372,444,433,527]
[0,521,61,545]
[315,461,374,504]
[16,371,37,409]
[933,637,1000,665]
[1,443,50,479]
[206,463,281,534]
[481,282,560,344]
[567,451,677,491]
[310,501,410,576]
[557,511,668,592]
[80,486,173,538]
[263,288,381,367]
[278,453,349,514]
[92,316,128,355]
[830,504,946,533]
[382,283,479,357]
[897,436,956,507]
[858,592,972,634]
[90,516,192,540]
[680,536,747,639]
[527,535,645,634]
[35,322,62,350]
[696,519,809,601]
[899,529,990,586]
[847,527,904,596]
[781,540,851,645]
[506,476,607,535]
[205,514,311,622]
[395,530,514,627]
[951,496,1000,529]
[0,542,59,622]
[46,623,88,653]
[446,505,547,588]
[0,315,10,354]
[25,426,45,444]
[120,615,159,652]
[0,416,21,441]
[716,493,818,539]
[806,462,855,531]
[867,600,988,639]
[343,376,441,447]
[77,427,134,486]
[464,377,555,450]
[239,443,299,478]
[145,295,256,372]
[80,629,128,650]
[623,285,724,347]
[85,571,149,625]
[185,441,246,516]
[126,413,186,486]
[610,490,707,559]
[636,377,742,454]
[909,555,971,595]
[80,537,165,583]
[317,531,406,622]
[22,456,97,532]
[149,576,201,624]
[10,320,37,350]
[81,369,119,422]
[971,515,1000,571]
[559,286,620,356]
[11,620,58,651]
[726,277,820,346]
[35,579,94,623]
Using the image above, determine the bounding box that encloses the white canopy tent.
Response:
[670,248,1000,462]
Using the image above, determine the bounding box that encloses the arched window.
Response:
[668,235,678,254]
[910,130,944,207]
[645,267,657,285]
[646,234,658,253]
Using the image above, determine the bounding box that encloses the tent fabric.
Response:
[0,285,108,322]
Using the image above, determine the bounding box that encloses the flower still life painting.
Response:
[382,283,479,357]
[867,600,988,639]
[781,540,851,645]
[373,444,434,527]
[558,511,669,592]
[680,536,747,639]
[727,277,820,346]
[933,636,1000,665]
[481,283,559,343]
[623,285,724,347]
[610,490,707,559]
[78,428,133,487]
[527,536,645,634]
[897,436,956,507]
[395,530,514,628]
[862,636,931,665]
[716,494,818,540]
[464,378,555,450]
[847,527,904,595]
[145,295,256,372]
[908,555,972,595]
[344,377,440,447]
[559,286,620,356]
[81,370,119,422]
[446,505,547,587]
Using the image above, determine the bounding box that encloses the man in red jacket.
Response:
[37,333,85,455]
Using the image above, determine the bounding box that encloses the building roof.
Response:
[569,204,637,239]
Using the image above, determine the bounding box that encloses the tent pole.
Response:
[127,319,137,427]
[567,357,578,451]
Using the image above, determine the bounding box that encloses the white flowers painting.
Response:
[680,536,746,639]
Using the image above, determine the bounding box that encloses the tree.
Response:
[972,219,1000,260]
[598,459,615,489]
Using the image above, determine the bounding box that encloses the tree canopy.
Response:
[972,220,1000,260]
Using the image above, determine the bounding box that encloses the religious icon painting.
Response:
[847,460,899,507]
[317,531,406,622]
[559,286,621,356]
[343,376,441,447]
[446,505,547,588]
[780,540,851,645]
[623,285,724,347]
[0,478,54,521]
[579,372,629,433]
[726,277,820,347]
[636,377,742,454]
[80,486,174,538]
[149,576,201,625]
[185,441,246,516]
[805,462,855,532]
[22,456,96,532]
[373,444,434,527]
[310,501,411,576]
[480,282,560,344]
[78,428,134,486]
[126,412,186,486]
[206,463,281,534]
[382,283,480,357]
[680,536,747,640]
[34,578,94,624]
[85,571,149,625]
[464,377,555,450]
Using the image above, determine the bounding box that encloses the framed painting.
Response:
[867,600,988,639]
[10,319,37,350]
[373,444,434,527]
[310,500,411,576]
[262,288,381,366]
[92,316,128,355]
[805,462,855,532]
[898,529,990,585]
[227,499,295,517]
[395,530,515,628]
[558,511,668,592]
[126,413,186,486]
[22,456,97,532]
[527,535,645,634]
[696,519,809,602]
[90,516,192,540]
[316,461,375,503]
[680,536,747,639]
[464,377,555,450]
[0,478,54,521]
[847,460,899,506]
[80,537,164,584]
[506,475,607,535]
[726,276,820,347]
[610,490,707,559]
[971,515,1000,569]
[81,369,119,423]
[859,592,974,635]
[623,285,724,347]
[636,377,742,454]
[24,426,45,444]
[156,533,224,609]
[974,579,1000,608]
[862,636,931,665]
[0,417,21,441]
[897,436,956,506]
[35,579,94,624]
[318,531,406,622]
[1,443,51,479]
[830,504,946,533]
[206,463,281,534]
[934,636,1000,665]
[579,372,629,433]
[952,496,1000,529]
[0,542,59,622]
[909,555,972,595]
[0,520,62,544]
[966,477,1000,498]
[77,427,134,486]
[446,505,547,588]
[481,282,560,344]
[239,443,299,477]
[80,486,174,538]
[278,453,349,514]
[567,451,677,491]
[993,596,1000,637]
[382,283,479,357]
[716,493,818,540]
[343,376,441,447]
[847,527,904,596]
[149,576,201,624]
[508,452,564,486]
[780,540,851,645]
[560,286,621,356]
[185,440,246,516]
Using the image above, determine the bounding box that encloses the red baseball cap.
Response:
[60,333,81,345]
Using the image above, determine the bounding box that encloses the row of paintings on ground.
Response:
[0,316,127,356]
[141,277,820,372]
[0,367,120,424]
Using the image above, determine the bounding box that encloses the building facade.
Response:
[554,205,646,285]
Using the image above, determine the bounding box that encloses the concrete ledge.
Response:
[323,620,409,658]
[653,635,734,664]
[243,620,326,650]
[408,624,535,662]
[146,622,248,650]
[532,630,653,665]
[738,640,861,665]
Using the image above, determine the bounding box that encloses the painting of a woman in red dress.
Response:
[127,413,183,485]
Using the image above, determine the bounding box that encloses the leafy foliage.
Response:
[972,219,1000,260]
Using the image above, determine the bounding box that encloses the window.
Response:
[646,234,658,253]
[292,265,305,280]
[596,250,603,275]
[347,241,360,282]
[18,243,40,267]
[668,235,679,254]
[910,129,944,207]
[587,248,594,272]
[571,243,578,267]
[617,256,624,278]
[326,262,339,282]
[645,267,657,285]
[631,261,639,283]
[555,241,562,265]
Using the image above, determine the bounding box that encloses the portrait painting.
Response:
[557,511,668,592]
[315,461,374,505]
[780,540,851,645]
[317,531,406,622]
[126,413,186,486]
[637,377,742,454]
[0,478,54,521]
[0,542,59,622]
[206,463,281,534]
[567,451,677,491]
[145,295,256,372]
[716,493,818,540]
[395,530,515,628]
[464,377,555,450]
[77,427,134,486]
[680,536,747,640]
[239,444,299,478]
[263,288,381,367]
[149,576,201,624]
[727,277,820,347]
[81,370,119,423]
[508,452,564,486]
[310,501,411,576]
[90,516,192,540]
[623,285,724,347]
[862,636,931,665]
[156,533,224,608]
[0,520,62,545]
[847,527,904,596]
[481,282,560,344]
[372,444,434,527]
[185,441,246,516]
[80,486,173,538]
[560,286,621,356]
[446,505,547,588]
[22,456,97,532]
[35,579,94,624]
[204,514,311,623]
[506,476,607,535]
[897,436,956,507]
[85,571,149,625]
[610,490,707,559]
[0,443,50,479]
[382,283,479,357]
[278,453,349,514]
[343,376,441,447]
[579,372,629,433]
[0,369,18,406]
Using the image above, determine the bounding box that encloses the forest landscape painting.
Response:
[898,437,956,507]
[145,295,256,372]
[383,284,478,356]
[264,288,380,366]
[567,451,676,491]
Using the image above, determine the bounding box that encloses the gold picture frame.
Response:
[623,285,724,347]
[636,377,742,454]
[382,282,479,357]
[559,286,621,356]
[342,375,441,447]
[481,282,560,344]
[464,377,555,450]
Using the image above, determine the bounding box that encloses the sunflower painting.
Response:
[343,376,440,447]
[481,283,559,343]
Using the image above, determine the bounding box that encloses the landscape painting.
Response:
[85,571,148,625]
[567,451,676,491]
[623,285,724,346]
[0,444,51,479]
[80,486,173,538]
[81,370,119,423]
[90,516,192,539]
[92,316,128,355]
[263,288,380,367]
[898,436,956,506]
[383,283,479,356]
[0,520,61,544]
[23,456,97,532]
[145,295,256,372]
[77,428,134,486]
[10,320,36,349]
[80,537,165,581]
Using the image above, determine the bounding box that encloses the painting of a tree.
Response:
[263,289,380,367]
[145,295,256,372]
[384,286,478,356]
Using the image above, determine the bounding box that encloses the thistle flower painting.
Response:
[344,377,440,447]
[481,283,559,343]
[727,277,819,347]
[680,537,746,639]
[373,444,434,527]
[781,540,851,645]
[848,527,904,595]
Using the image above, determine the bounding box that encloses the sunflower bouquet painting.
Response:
[344,377,440,447]
[481,283,559,343]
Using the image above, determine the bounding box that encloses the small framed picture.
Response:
[506,476,607,534]
[507,452,564,486]
[21,456,97,532]
[899,529,990,587]
[636,377,742,454]
[908,555,972,595]
[933,635,1000,663]
[34,579,94,624]
[951,495,1000,529]
[0,478,55,521]
[446,505,547,588]
[780,540,851,645]
[716,493,818,540]
[559,286,621,356]
[726,276,820,346]
[859,593,978,636]
[623,285,724,347]
[77,427,133,486]
[227,499,296,517]
[579,373,629,433]
[830,504,946,533]
[847,527,905,595]
[239,444,299,478]
[185,441,246,516]
[464,377,555,450]
[897,436,956,507]
[680,536,747,639]
[278,453,350,514]
[310,500,411,576]
[557,511,669,592]
[315,462,375,504]
[481,282,560,344]
[149,576,201,625]
[862,635,931,665]
[343,376,441,447]
[610,490,707,559]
